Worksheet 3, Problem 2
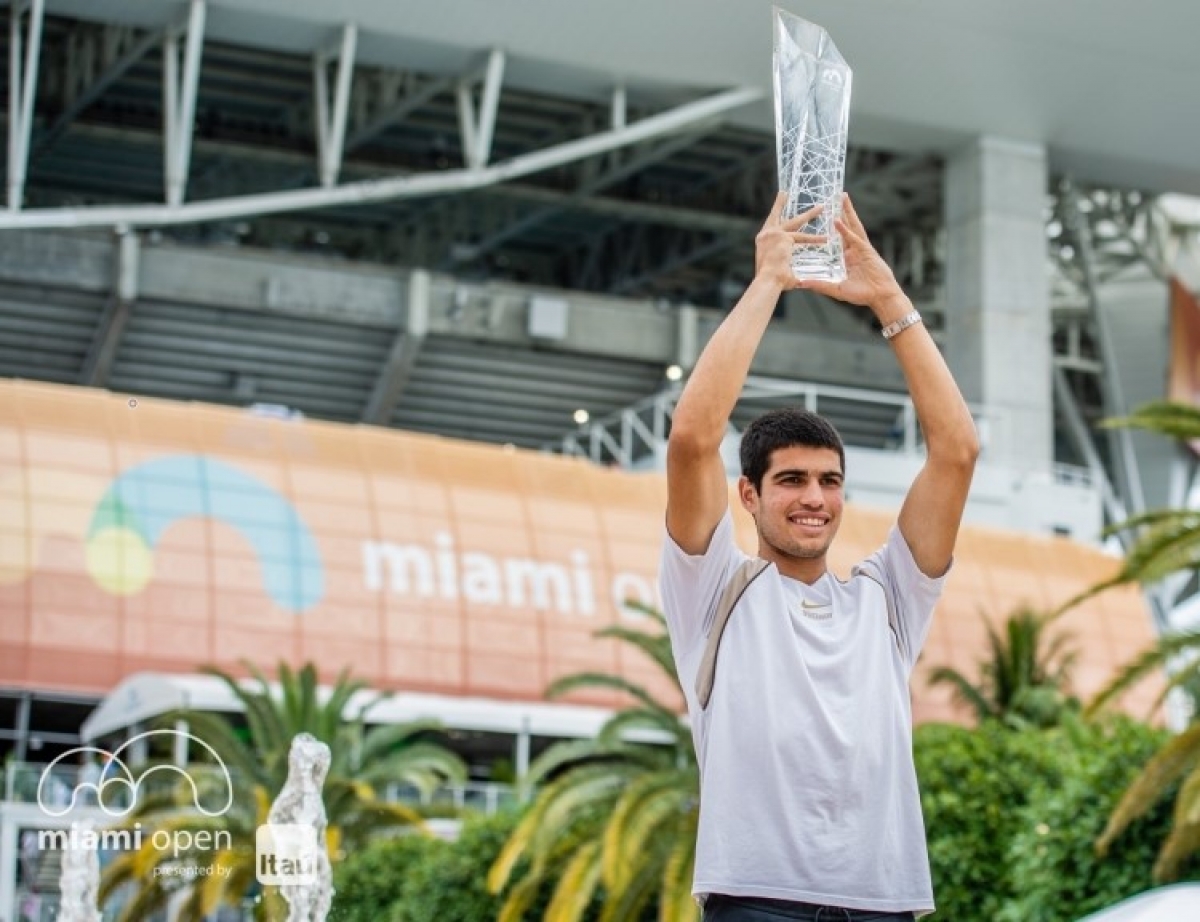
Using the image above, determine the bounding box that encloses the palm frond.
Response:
[295,661,319,733]
[195,846,245,916]
[927,666,997,722]
[97,849,140,904]
[358,741,467,789]
[496,871,547,922]
[1152,761,1200,881]
[1088,630,1200,714]
[660,812,700,922]
[597,707,688,747]
[592,623,679,686]
[356,719,444,764]
[322,665,369,740]
[1085,400,1200,878]
[112,877,171,922]
[524,738,665,789]
[532,769,631,857]
[494,611,696,920]
[620,600,667,627]
[1097,722,1200,854]
[604,776,691,892]
[546,671,661,711]
[1153,817,1200,882]
[602,772,676,888]
[1105,510,1200,586]
[1101,401,1200,441]
[201,664,287,761]
[489,799,550,892]
[597,861,658,922]
[493,764,622,889]
[544,839,602,922]
[928,606,1076,726]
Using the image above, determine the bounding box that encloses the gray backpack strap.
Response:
[852,560,899,649]
[695,558,771,709]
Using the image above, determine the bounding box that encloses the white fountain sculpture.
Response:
[266,733,333,922]
[58,820,102,922]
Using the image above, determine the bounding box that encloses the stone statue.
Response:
[266,733,333,922]
[58,820,102,922]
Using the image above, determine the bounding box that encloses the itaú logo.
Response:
[84,455,324,612]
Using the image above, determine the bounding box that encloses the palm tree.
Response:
[99,661,467,922]
[488,604,699,922]
[1076,402,1200,600]
[927,607,1078,728]
[1088,629,1200,880]
[1074,400,1200,880]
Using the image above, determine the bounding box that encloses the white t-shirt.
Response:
[660,509,946,915]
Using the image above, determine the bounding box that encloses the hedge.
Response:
[916,716,1198,922]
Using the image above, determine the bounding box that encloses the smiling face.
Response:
[738,444,845,582]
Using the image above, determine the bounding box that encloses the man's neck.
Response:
[759,548,828,585]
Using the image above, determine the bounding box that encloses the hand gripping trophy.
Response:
[772,7,852,282]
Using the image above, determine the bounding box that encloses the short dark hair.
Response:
[739,407,845,491]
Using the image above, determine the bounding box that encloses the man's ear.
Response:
[737,475,758,514]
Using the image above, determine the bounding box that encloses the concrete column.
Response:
[0,808,17,922]
[514,717,531,801]
[13,694,30,762]
[944,137,1052,474]
[127,722,147,763]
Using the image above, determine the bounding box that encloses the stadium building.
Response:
[1,1,1199,919]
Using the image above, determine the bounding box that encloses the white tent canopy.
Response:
[81,671,626,743]
[1077,885,1200,922]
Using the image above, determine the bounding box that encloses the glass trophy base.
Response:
[791,249,845,283]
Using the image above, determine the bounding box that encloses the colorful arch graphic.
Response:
[85,455,324,612]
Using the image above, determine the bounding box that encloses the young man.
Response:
[661,192,979,921]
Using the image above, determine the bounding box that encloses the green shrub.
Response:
[915,716,1199,922]
[329,832,441,922]
[915,720,1063,920]
[331,810,608,922]
[998,717,1195,922]
[392,812,514,922]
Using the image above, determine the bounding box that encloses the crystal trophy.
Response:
[772,7,852,282]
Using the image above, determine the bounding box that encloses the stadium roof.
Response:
[0,0,1189,453]
[81,672,629,743]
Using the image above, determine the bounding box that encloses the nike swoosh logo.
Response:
[800,600,830,609]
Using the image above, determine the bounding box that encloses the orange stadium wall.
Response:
[0,380,1159,724]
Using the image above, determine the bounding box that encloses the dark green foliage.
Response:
[998,719,1198,922]
[329,833,433,922]
[1065,400,1200,876]
[489,607,696,922]
[916,721,1063,919]
[392,813,513,922]
[331,810,605,922]
[916,717,1197,922]
[927,607,1078,728]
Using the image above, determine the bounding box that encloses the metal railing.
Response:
[548,375,1008,469]
[384,780,519,815]
[3,761,517,817]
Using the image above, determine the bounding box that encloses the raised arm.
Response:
[666,194,823,554]
[804,195,979,577]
